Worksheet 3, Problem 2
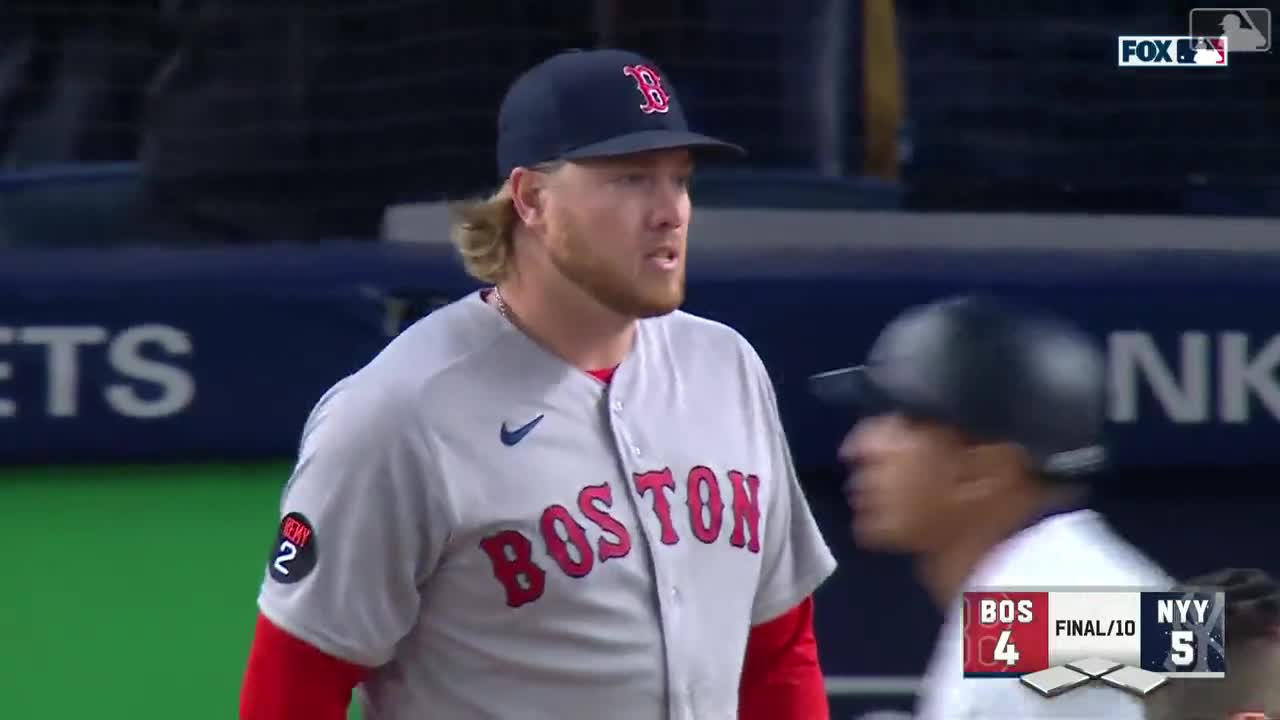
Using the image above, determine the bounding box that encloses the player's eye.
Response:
[614,173,649,186]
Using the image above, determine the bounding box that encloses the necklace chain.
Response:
[492,286,515,323]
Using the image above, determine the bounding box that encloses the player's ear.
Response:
[950,442,1022,504]
[509,166,549,228]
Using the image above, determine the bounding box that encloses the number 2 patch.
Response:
[268,512,317,584]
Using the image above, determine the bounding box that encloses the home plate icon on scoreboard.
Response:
[963,589,1226,698]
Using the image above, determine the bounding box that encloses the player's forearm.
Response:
[240,613,371,720]
[739,597,830,720]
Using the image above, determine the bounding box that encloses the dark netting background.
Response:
[2,1,1275,245]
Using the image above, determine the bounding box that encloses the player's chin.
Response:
[851,517,912,552]
[630,283,685,317]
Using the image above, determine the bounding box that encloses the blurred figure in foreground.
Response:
[811,294,1170,719]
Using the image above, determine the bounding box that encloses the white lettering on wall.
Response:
[0,324,195,420]
[1108,331,1280,424]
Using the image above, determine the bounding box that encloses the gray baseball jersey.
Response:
[257,290,837,720]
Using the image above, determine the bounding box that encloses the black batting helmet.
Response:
[809,294,1107,479]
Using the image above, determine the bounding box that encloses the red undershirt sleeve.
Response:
[240,613,372,720]
[739,596,829,720]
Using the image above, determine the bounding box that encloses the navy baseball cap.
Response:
[496,49,744,178]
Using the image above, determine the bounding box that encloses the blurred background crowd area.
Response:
[1,0,1277,250]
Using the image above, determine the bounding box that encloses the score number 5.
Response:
[1170,630,1194,666]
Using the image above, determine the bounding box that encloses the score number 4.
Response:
[993,629,1021,665]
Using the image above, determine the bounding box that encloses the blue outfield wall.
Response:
[6,210,1280,470]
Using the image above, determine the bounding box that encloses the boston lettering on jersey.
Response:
[479,465,761,607]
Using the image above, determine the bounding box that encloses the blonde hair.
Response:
[449,182,519,285]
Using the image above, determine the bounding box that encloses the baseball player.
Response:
[810,294,1172,719]
[1144,568,1280,720]
[239,48,838,720]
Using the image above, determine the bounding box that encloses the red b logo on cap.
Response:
[622,65,670,114]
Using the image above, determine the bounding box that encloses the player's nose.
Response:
[837,426,861,467]
[842,415,893,466]
[647,181,687,230]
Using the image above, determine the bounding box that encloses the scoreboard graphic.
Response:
[963,589,1226,697]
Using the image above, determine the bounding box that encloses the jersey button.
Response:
[632,445,642,457]
[612,399,623,413]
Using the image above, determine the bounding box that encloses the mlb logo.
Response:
[1189,7,1271,52]
[1117,36,1229,66]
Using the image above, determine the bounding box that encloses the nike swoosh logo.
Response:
[500,415,544,446]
